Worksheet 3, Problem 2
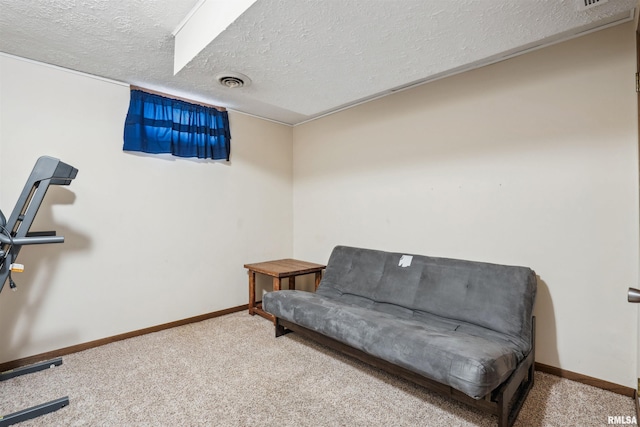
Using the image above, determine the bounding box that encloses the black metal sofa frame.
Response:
[275,317,534,427]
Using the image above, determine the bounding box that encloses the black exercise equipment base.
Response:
[0,357,63,381]
[0,358,69,426]
[0,396,69,427]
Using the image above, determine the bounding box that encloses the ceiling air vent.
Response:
[217,72,251,89]
[577,0,608,11]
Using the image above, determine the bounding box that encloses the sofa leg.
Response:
[496,360,535,427]
[275,319,290,337]
[497,400,509,427]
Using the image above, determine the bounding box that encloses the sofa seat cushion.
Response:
[318,246,537,354]
[264,290,522,399]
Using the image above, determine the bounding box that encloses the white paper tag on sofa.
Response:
[398,255,413,267]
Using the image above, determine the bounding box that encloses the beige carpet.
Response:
[0,312,635,426]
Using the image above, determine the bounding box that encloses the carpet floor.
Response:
[0,311,635,426]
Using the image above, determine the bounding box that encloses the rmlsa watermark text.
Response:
[607,415,637,425]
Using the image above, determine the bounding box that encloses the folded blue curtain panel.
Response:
[123,89,231,161]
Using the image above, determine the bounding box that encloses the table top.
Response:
[244,258,326,278]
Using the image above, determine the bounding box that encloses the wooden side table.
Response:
[244,258,326,322]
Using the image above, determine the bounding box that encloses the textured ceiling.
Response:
[0,0,637,125]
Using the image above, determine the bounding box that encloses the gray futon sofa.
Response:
[263,246,537,427]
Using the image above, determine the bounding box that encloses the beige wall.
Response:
[293,22,639,387]
[0,54,293,363]
[0,21,638,389]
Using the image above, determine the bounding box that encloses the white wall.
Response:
[293,23,639,387]
[0,22,638,390]
[0,54,293,363]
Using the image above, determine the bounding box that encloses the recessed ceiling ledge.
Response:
[173,0,257,75]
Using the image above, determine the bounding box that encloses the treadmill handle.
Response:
[0,234,64,245]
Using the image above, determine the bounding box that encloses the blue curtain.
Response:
[123,90,231,160]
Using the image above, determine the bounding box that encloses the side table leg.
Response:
[248,271,256,315]
[289,276,296,290]
[273,277,281,291]
[314,271,323,291]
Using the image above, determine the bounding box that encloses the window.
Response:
[123,89,231,160]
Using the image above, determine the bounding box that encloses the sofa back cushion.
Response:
[317,246,537,345]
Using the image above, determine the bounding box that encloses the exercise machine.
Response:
[0,156,78,426]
